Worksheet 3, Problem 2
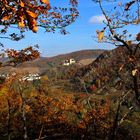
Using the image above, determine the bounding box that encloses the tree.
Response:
[0,0,78,34]
[0,0,79,65]
[94,0,140,104]
[0,0,78,47]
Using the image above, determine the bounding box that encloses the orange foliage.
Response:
[0,77,113,139]
[0,0,79,33]
[6,46,40,65]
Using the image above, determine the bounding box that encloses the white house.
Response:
[63,58,76,66]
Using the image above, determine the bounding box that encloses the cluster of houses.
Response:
[0,58,76,82]
[0,73,41,81]
[20,73,41,81]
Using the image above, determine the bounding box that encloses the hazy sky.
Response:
[0,0,139,56]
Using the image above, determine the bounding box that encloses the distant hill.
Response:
[18,49,105,67]
[0,49,105,75]
[46,49,105,62]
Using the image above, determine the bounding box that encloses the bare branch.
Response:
[98,0,133,54]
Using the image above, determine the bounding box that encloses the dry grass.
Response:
[78,58,95,66]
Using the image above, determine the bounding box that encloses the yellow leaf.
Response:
[26,10,38,18]
[40,0,49,5]
[96,30,104,42]
[20,1,25,7]
[18,16,25,28]
[132,69,137,76]
[27,17,38,32]
[32,26,38,33]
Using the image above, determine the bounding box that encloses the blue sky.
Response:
[0,0,139,56]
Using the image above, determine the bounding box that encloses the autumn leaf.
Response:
[26,10,38,18]
[125,1,135,11]
[40,0,49,5]
[20,1,25,7]
[2,14,12,20]
[32,26,38,33]
[0,0,78,34]
[96,30,104,42]
[132,69,138,76]
[18,15,25,28]
[27,16,38,32]
[31,19,38,32]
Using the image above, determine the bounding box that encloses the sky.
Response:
[0,0,139,57]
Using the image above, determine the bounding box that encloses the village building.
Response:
[0,73,41,81]
[63,58,76,66]
[20,73,41,81]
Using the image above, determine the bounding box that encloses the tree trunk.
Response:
[132,75,140,104]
